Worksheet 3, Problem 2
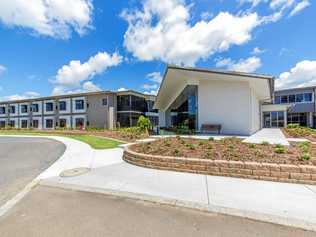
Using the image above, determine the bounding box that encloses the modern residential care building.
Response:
[1,65,315,134]
[0,90,158,130]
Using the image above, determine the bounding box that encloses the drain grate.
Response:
[60,167,90,177]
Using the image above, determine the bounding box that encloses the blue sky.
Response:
[0,0,315,101]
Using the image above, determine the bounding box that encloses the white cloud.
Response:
[117,87,127,92]
[52,51,123,95]
[238,0,268,7]
[143,89,159,95]
[0,91,40,101]
[146,72,163,83]
[0,0,93,39]
[251,47,265,55]
[0,64,6,75]
[275,60,316,89]
[289,0,310,16]
[143,83,158,90]
[82,81,101,92]
[216,56,262,73]
[122,0,260,66]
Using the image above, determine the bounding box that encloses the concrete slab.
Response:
[243,128,290,146]
[45,162,209,205]
[305,185,316,194]
[206,175,316,223]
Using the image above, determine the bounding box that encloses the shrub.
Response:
[287,123,300,129]
[186,143,195,150]
[274,144,286,154]
[299,141,311,153]
[207,144,213,150]
[301,153,311,161]
[174,149,180,155]
[248,144,256,149]
[137,116,152,132]
[198,141,205,146]
[164,139,171,147]
[208,137,214,141]
[261,141,269,146]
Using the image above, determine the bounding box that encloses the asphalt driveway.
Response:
[0,137,66,206]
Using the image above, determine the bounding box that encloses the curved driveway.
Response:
[0,137,66,206]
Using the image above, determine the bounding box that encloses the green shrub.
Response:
[248,144,256,149]
[207,144,213,150]
[301,153,311,161]
[164,139,171,147]
[186,143,195,150]
[287,123,300,129]
[299,141,311,153]
[208,137,214,141]
[261,141,269,146]
[274,144,286,154]
[198,141,205,146]
[137,116,152,132]
[174,149,180,155]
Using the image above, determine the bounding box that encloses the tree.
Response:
[137,115,152,133]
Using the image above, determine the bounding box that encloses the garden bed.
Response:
[131,137,316,165]
[283,127,316,142]
[124,137,316,185]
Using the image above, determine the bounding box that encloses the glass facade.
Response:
[274,92,313,104]
[263,111,285,128]
[287,113,307,126]
[169,85,198,130]
[59,101,66,111]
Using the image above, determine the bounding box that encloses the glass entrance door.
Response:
[263,111,285,128]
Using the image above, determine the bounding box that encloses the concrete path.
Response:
[1,186,314,237]
[41,147,316,231]
[1,134,315,232]
[243,128,290,145]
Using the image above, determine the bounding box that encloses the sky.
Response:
[0,0,315,101]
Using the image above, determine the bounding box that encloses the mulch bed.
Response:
[283,128,316,142]
[131,137,316,165]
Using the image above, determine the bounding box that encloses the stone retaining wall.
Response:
[123,146,316,185]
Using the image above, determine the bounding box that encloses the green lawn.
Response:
[0,130,124,149]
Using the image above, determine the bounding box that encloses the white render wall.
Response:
[250,87,260,134]
[198,80,257,135]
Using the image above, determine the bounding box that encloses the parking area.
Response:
[0,137,65,207]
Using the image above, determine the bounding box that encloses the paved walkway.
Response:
[1,186,314,237]
[41,146,316,232]
[1,134,316,232]
[243,128,290,145]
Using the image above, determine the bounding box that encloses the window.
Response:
[296,94,303,103]
[32,104,39,112]
[32,120,39,128]
[21,120,28,128]
[59,101,67,111]
[102,98,108,106]
[287,113,308,127]
[0,120,5,128]
[0,106,5,114]
[45,119,53,128]
[117,95,130,111]
[8,120,15,127]
[304,93,312,102]
[75,100,84,110]
[289,94,295,103]
[263,111,285,128]
[75,118,85,128]
[281,95,288,104]
[9,106,15,114]
[274,96,281,104]
[21,105,28,113]
[59,119,67,128]
[46,102,54,112]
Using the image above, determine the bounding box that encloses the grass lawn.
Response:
[0,130,124,149]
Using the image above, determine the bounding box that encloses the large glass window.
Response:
[8,120,15,127]
[274,96,281,104]
[304,93,312,102]
[289,94,295,103]
[263,111,285,128]
[296,94,303,103]
[281,95,288,104]
[59,101,66,111]
[75,118,85,128]
[32,104,39,112]
[287,113,307,126]
[0,106,5,114]
[59,119,67,128]
[0,121,5,128]
[46,102,53,112]
[32,120,39,128]
[21,105,28,113]
[45,119,53,128]
[21,120,28,128]
[117,95,130,111]
[75,100,84,110]
[9,106,15,114]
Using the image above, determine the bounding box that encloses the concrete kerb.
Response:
[39,179,316,232]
